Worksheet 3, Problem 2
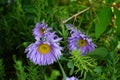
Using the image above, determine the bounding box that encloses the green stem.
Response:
[58,60,66,80]
[42,66,47,80]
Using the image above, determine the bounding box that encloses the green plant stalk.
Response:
[58,60,66,80]
[61,24,68,48]
[61,25,65,37]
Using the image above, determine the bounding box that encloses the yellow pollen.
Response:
[77,39,87,47]
[40,28,45,34]
[38,44,51,54]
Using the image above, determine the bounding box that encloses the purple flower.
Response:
[65,24,79,34]
[33,21,52,40]
[25,32,62,65]
[66,76,78,80]
[67,24,96,55]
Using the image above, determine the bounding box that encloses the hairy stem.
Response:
[62,7,90,24]
[58,60,66,80]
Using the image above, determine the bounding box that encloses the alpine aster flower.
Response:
[25,32,62,65]
[67,24,96,55]
[65,24,79,34]
[33,21,52,40]
[66,76,78,80]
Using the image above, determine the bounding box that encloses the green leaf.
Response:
[59,56,68,61]
[94,66,102,74]
[67,61,74,68]
[114,8,120,38]
[95,7,112,39]
[49,70,60,80]
[71,50,82,56]
[69,67,74,76]
[87,47,108,59]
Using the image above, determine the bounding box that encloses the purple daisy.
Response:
[65,24,79,34]
[25,32,62,65]
[67,25,96,55]
[66,76,78,80]
[33,21,52,40]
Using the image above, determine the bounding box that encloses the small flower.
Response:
[66,76,78,80]
[33,21,52,40]
[25,32,62,65]
[65,24,79,34]
[67,25,96,55]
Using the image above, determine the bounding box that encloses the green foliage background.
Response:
[0,0,120,80]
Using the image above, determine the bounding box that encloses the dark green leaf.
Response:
[67,61,74,68]
[87,47,108,59]
[95,7,112,39]
[59,56,68,61]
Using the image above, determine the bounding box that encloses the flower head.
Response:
[33,21,52,40]
[66,76,78,80]
[65,24,79,34]
[67,25,96,55]
[25,32,62,65]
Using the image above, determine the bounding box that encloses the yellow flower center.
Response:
[40,28,45,34]
[77,39,87,47]
[38,44,51,54]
